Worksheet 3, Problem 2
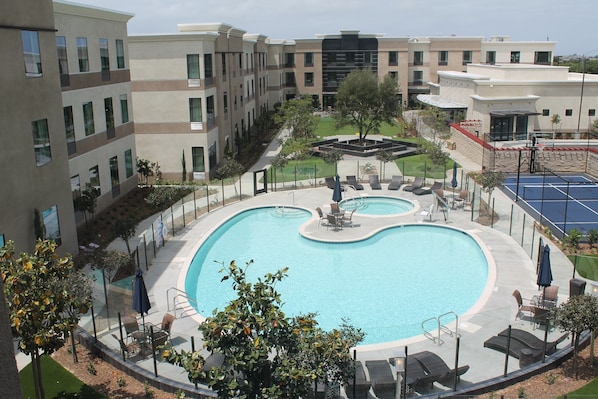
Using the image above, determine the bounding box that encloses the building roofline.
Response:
[53,0,134,22]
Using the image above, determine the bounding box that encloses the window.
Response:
[364,51,372,64]
[285,72,296,86]
[328,52,336,63]
[104,97,114,130]
[32,119,51,166]
[120,94,129,123]
[83,101,95,136]
[414,51,423,66]
[71,175,80,200]
[187,54,200,79]
[42,205,61,245]
[389,71,398,80]
[64,106,74,143]
[285,52,294,67]
[192,147,205,172]
[389,51,398,66]
[304,72,314,86]
[204,53,213,78]
[589,109,596,117]
[21,30,42,76]
[189,98,202,122]
[510,51,520,63]
[486,51,496,64]
[221,53,226,76]
[109,156,119,188]
[565,109,573,116]
[462,51,472,65]
[413,71,423,85]
[56,36,68,75]
[89,165,100,193]
[542,109,550,116]
[304,52,313,67]
[346,52,355,64]
[206,95,215,121]
[99,38,109,71]
[124,149,133,178]
[438,51,448,66]
[116,39,125,69]
[223,92,228,114]
[77,37,89,72]
[534,51,552,65]
[239,53,242,69]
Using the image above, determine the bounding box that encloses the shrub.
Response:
[145,186,185,209]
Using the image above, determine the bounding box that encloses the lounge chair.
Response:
[344,361,371,399]
[365,360,395,399]
[411,351,469,388]
[369,174,382,190]
[403,177,424,192]
[389,356,439,391]
[413,181,443,196]
[346,175,364,190]
[513,289,534,320]
[324,176,336,189]
[483,335,538,359]
[497,328,569,354]
[387,175,403,190]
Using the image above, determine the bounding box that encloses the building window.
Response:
[285,52,294,67]
[42,205,61,245]
[124,149,133,178]
[305,72,314,86]
[77,37,89,72]
[120,94,129,123]
[116,39,125,69]
[389,71,398,81]
[187,54,200,79]
[192,147,205,172]
[104,97,114,129]
[221,53,226,77]
[239,53,242,69]
[462,51,472,65]
[565,109,573,116]
[21,30,42,77]
[364,51,372,64]
[413,71,423,85]
[438,51,448,66]
[589,109,596,117]
[510,51,520,63]
[223,92,228,114]
[486,51,496,64]
[71,174,81,201]
[414,51,423,66]
[327,52,336,64]
[189,98,202,122]
[32,119,51,166]
[83,101,95,136]
[389,51,398,66]
[64,106,74,143]
[206,95,215,121]
[304,52,313,67]
[99,38,109,71]
[56,36,68,75]
[534,51,552,65]
[286,72,296,86]
[89,165,100,193]
[542,109,550,116]
[204,53,213,78]
[109,156,119,188]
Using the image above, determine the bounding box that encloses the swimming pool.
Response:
[339,196,415,216]
[185,207,489,345]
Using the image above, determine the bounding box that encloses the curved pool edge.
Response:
[339,194,418,218]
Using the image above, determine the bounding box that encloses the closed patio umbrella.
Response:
[537,244,553,299]
[451,163,458,196]
[332,175,343,203]
[133,268,152,328]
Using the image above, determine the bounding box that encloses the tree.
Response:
[375,149,395,180]
[273,95,318,140]
[553,294,598,376]
[420,140,449,171]
[73,183,100,229]
[91,249,132,284]
[478,171,506,211]
[550,114,561,133]
[278,137,312,173]
[1,240,92,399]
[321,149,344,175]
[112,217,138,256]
[215,154,246,195]
[164,261,364,399]
[419,107,450,142]
[33,208,45,241]
[181,150,187,182]
[334,69,401,144]
[137,158,161,186]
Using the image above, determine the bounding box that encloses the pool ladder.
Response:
[421,311,460,346]
[166,287,197,318]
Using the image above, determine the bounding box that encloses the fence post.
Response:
[509,204,514,236]
[143,235,148,270]
[221,180,225,206]
[193,189,197,220]
[181,198,185,228]
[170,206,175,236]
[521,214,526,247]
[206,185,210,212]
[491,198,495,227]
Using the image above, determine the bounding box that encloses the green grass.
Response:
[266,157,338,183]
[396,154,457,180]
[568,254,598,281]
[558,378,598,398]
[314,116,406,138]
[20,354,106,399]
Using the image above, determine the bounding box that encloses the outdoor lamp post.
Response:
[394,350,406,399]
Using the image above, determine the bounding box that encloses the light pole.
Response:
[393,349,406,399]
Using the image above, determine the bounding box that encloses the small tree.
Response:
[112,217,138,256]
[74,183,100,229]
[274,95,319,139]
[563,228,583,252]
[321,149,344,175]
[587,229,598,248]
[550,114,561,133]
[420,141,449,171]
[479,171,506,212]
[215,154,245,195]
[420,107,450,142]
[181,150,187,182]
[278,137,312,173]
[91,249,132,283]
[33,208,45,241]
[271,153,289,186]
[137,158,161,186]
[375,149,395,180]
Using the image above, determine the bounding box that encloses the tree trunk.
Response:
[70,327,78,363]
[31,350,45,399]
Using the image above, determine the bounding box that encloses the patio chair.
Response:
[122,315,146,344]
[369,174,382,190]
[326,214,342,231]
[149,313,175,339]
[483,334,542,360]
[387,175,403,190]
[403,177,425,192]
[540,286,559,307]
[112,333,141,359]
[344,361,371,399]
[330,202,343,215]
[457,190,471,209]
[342,209,356,228]
[513,289,534,320]
[413,181,442,196]
[411,351,469,388]
[315,207,327,226]
[365,360,395,399]
[346,175,364,190]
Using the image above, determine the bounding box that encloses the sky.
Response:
[70,0,596,56]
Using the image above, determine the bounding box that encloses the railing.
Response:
[421,311,459,346]
[167,287,198,319]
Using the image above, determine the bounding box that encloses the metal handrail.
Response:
[438,311,460,338]
[166,287,197,318]
[421,316,443,345]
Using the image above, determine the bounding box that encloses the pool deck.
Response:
[116,181,579,397]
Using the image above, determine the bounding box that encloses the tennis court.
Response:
[502,173,598,238]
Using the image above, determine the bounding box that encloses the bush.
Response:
[145,186,185,209]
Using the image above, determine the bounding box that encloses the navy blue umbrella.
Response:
[133,268,151,328]
[332,175,343,203]
[537,244,553,293]
[451,163,458,189]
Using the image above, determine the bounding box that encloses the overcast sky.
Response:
[70,0,595,56]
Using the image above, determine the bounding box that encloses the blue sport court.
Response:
[502,173,598,238]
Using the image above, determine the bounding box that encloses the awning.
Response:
[416,94,467,109]
[490,110,541,117]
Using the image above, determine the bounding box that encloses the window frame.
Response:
[192,147,205,172]
[187,54,200,79]
[124,149,133,178]
[99,38,110,71]
[116,39,125,69]
[32,119,52,166]
[389,51,398,66]
[510,51,520,64]
[304,72,314,87]
[462,51,472,65]
[120,94,129,123]
[83,101,95,136]
[304,52,314,67]
[21,30,42,77]
[414,51,423,66]
[109,156,120,188]
[438,51,448,66]
[77,37,89,72]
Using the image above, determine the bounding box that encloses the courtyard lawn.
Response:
[267,157,337,184]
[397,154,457,180]
[559,378,598,398]
[20,354,106,399]
[314,116,407,138]
[568,254,598,281]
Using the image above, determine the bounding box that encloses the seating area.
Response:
[413,181,443,196]
[369,174,382,190]
[484,328,569,362]
[387,175,403,190]
[346,175,364,190]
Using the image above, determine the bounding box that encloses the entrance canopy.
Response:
[489,109,540,117]
[416,94,467,110]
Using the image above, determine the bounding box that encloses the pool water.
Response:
[339,196,414,215]
[185,207,488,345]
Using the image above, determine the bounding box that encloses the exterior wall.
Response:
[481,39,555,65]
[54,1,136,223]
[0,0,78,255]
